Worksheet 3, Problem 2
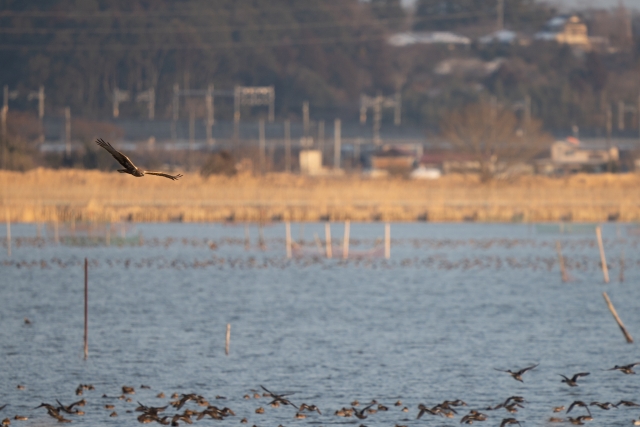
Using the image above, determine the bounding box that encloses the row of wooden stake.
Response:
[285,221,391,259]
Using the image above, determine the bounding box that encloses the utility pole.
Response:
[64,107,71,156]
[318,120,325,165]
[373,93,382,145]
[1,85,18,167]
[303,101,310,138]
[233,86,276,148]
[205,84,214,145]
[1,108,5,170]
[618,100,625,131]
[334,119,341,170]
[172,83,179,143]
[112,88,130,118]
[188,106,195,151]
[606,104,613,172]
[497,0,504,31]
[259,118,266,175]
[135,87,155,120]
[1,86,7,169]
[29,85,46,143]
[233,86,240,144]
[360,93,401,145]
[27,85,45,121]
[284,119,291,173]
[638,92,640,143]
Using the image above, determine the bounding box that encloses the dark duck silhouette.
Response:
[494,364,538,382]
[559,372,590,387]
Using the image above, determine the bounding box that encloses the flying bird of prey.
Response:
[95,138,183,181]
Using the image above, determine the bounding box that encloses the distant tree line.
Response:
[1,0,640,155]
[0,0,398,121]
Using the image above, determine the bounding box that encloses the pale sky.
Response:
[400,0,640,11]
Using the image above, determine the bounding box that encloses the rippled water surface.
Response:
[1,222,639,426]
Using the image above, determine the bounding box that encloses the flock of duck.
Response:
[0,252,634,274]
[1,363,639,426]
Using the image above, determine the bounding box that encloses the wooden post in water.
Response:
[258,223,265,250]
[244,223,250,250]
[313,233,323,253]
[619,249,625,283]
[225,323,231,355]
[54,216,59,244]
[595,225,609,283]
[325,222,332,259]
[602,292,633,343]
[285,222,292,259]
[84,257,88,359]
[556,241,568,282]
[384,222,390,259]
[343,220,350,259]
[5,208,10,257]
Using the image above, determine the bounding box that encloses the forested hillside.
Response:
[0,0,639,136]
[0,0,400,120]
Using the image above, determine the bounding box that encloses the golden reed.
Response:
[1,169,638,223]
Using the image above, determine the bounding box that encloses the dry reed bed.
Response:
[1,169,639,223]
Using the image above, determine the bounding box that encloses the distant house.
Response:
[370,145,422,171]
[419,151,486,175]
[388,31,471,47]
[433,58,503,78]
[537,137,619,174]
[478,30,529,46]
[534,15,591,50]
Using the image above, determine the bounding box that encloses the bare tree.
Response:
[440,101,551,182]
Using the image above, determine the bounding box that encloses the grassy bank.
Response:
[1,169,639,223]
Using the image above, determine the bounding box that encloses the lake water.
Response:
[1,222,639,426]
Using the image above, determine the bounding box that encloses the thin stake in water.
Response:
[595,226,609,283]
[84,257,88,359]
[343,220,350,259]
[556,241,568,282]
[325,222,332,259]
[5,208,10,257]
[385,223,391,259]
[285,222,292,259]
[602,292,633,343]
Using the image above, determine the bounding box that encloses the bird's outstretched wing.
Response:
[517,364,539,375]
[571,372,590,381]
[96,138,138,171]
[143,171,183,181]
